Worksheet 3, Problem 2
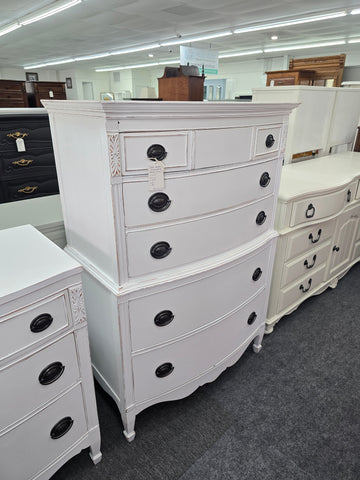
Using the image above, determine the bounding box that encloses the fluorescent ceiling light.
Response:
[24,58,76,69]
[0,24,21,37]
[96,60,179,72]
[219,49,263,58]
[234,11,347,34]
[350,8,360,15]
[20,0,82,26]
[75,53,111,61]
[111,44,160,55]
[264,40,346,53]
[161,31,232,47]
[348,38,360,43]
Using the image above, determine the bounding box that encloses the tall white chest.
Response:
[43,100,295,441]
[0,225,101,480]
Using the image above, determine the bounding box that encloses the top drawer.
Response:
[290,185,355,227]
[0,117,52,154]
[0,292,70,362]
[253,125,282,158]
[120,132,190,173]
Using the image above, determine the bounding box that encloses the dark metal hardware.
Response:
[50,417,74,439]
[256,211,267,225]
[247,312,257,325]
[299,279,312,293]
[150,241,172,259]
[39,362,65,385]
[259,172,271,187]
[309,229,322,244]
[305,203,315,218]
[347,189,351,202]
[147,144,167,161]
[30,313,53,333]
[252,267,262,281]
[333,245,340,252]
[148,192,171,212]
[154,310,174,327]
[304,255,317,269]
[155,362,174,378]
[265,134,275,148]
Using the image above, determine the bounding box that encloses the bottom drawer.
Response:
[277,265,326,314]
[1,177,59,202]
[0,384,87,480]
[132,290,266,403]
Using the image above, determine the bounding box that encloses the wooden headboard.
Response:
[289,54,346,87]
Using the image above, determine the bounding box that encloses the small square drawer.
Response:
[254,125,282,158]
[0,384,87,480]
[0,292,70,362]
[0,333,79,432]
[120,131,190,174]
[194,126,253,168]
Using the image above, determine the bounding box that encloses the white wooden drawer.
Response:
[281,240,331,287]
[120,131,190,173]
[126,195,275,277]
[129,244,271,351]
[194,127,253,168]
[0,384,87,480]
[132,292,265,403]
[285,220,336,261]
[254,125,282,158]
[0,334,79,432]
[290,186,352,227]
[277,264,326,314]
[122,159,278,227]
[0,292,70,362]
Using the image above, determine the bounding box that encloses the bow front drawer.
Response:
[0,293,70,362]
[0,117,53,153]
[0,149,56,177]
[122,159,278,227]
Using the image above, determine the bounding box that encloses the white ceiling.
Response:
[0,0,359,71]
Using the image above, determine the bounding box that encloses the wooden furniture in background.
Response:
[266,69,315,86]
[0,224,101,480]
[289,54,346,87]
[0,80,29,108]
[28,81,67,107]
[158,66,205,101]
[354,127,360,152]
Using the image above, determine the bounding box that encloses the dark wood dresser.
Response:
[29,81,66,107]
[0,109,59,204]
[0,80,29,108]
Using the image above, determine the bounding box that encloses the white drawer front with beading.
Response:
[122,159,278,227]
[126,195,275,277]
[121,132,190,173]
[0,293,70,362]
[132,291,265,403]
[254,125,282,158]
[129,245,271,351]
[0,333,80,432]
[0,384,87,480]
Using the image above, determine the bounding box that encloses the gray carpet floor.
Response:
[52,263,360,480]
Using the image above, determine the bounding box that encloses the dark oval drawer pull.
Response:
[333,245,340,252]
[347,189,351,202]
[304,255,317,269]
[30,313,53,333]
[259,172,271,187]
[252,267,262,281]
[39,362,65,385]
[150,241,172,259]
[305,203,315,218]
[247,312,257,325]
[154,310,174,327]
[148,192,171,212]
[256,211,267,225]
[147,144,167,161]
[299,279,312,293]
[309,229,322,244]
[155,362,174,378]
[265,134,275,148]
[50,416,74,439]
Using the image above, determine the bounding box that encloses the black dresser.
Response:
[0,111,59,203]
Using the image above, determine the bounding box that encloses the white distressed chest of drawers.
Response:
[267,151,360,332]
[43,100,295,441]
[0,225,101,480]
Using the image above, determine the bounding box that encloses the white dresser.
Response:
[267,152,360,332]
[43,100,295,441]
[0,225,101,480]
